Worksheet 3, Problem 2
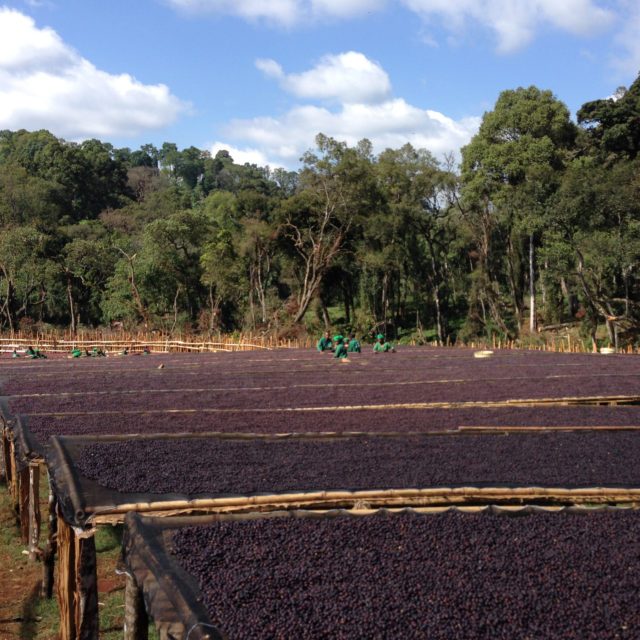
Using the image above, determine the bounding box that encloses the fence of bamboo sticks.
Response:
[0,329,315,354]
[0,329,631,355]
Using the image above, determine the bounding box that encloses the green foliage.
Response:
[1,88,639,344]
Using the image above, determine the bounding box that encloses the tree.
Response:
[277,134,377,325]
[578,73,640,161]
[460,86,577,337]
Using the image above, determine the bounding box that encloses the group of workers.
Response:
[9,345,154,359]
[71,346,107,357]
[11,346,47,359]
[317,331,395,358]
[70,346,150,357]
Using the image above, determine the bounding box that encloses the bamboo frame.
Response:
[24,394,640,418]
[84,486,640,526]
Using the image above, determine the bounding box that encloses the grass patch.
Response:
[0,470,158,638]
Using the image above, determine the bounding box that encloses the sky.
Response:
[0,0,639,170]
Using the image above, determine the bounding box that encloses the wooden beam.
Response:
[19,466,29,544]
[123,573,148,640]
[41,477,57,599]
[0,428,8,483]
[56,514,99,640]
[28,463,41,561]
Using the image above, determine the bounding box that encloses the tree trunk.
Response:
[67,279,76,336]
[529,233,536,332]
[320,299,331,330]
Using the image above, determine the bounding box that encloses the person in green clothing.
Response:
[24,345,36,358]
[71,347,83,358]
[317,331,334,352]
[333,335,348,359]
[11,349,20,358]
[347,333,361,353]
[373,334,395,353]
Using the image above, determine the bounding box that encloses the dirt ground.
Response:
[0,476,127,640]
[0,488,49,639]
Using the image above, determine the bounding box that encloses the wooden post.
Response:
[9,439,19,505]
[41,477,58,598]
[57,514,99,640]
[123,573,149,640]
[19,466,30,544]
[28,462,41,561]
[0,428,9,484]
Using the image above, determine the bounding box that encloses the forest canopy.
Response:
[1,74,640,347]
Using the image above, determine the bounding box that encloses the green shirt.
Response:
[334,343,348,358]
[317,337,334,351]
[373,341,394,352]
[347,338,361,353]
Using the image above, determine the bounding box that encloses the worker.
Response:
[71,347,83,358]
[317,331,334,352]
[93,347,107,357]
[142,346,151,354]
[333,335,348,359]
[347,333,361,353]
[24,345,36,358]
[11,349,20,358]
[373,334,395,353]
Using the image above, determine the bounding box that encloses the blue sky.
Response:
[1,0,639,169]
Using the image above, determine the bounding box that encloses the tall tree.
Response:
[278,134,377,325]
[460,86,576,337]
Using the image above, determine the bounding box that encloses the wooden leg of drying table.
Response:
[57,513,99,640]
[41,479,58,598]
[28,462,41,561]
[123,572,149,640]
[19,465,30,544]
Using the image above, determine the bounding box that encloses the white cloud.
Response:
[256,52,391,104]
[171,0,615,52]
[209,141,272,167]
[401,0,615,52]
[610,3,640,77]
[0,8,188,140]
[227,52,479,168]
[167,0,620,56]
[166,0,386,25]
[222,98,480,168]
[165,0,305,26]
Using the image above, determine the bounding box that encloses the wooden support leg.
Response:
[19,466,30,544]
[28,463,41,561]
[41,478,58,598]
[0,428,7,483]
[57,513,99,640]
[123,573,149,640]
[9,439,19,506]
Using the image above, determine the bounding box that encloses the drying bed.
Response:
[16,404,640,449]
[2,348,639,398]
[124,507,640,640]
[45,432,640,529]
[8,376,640,415]
[75,431,640,495]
